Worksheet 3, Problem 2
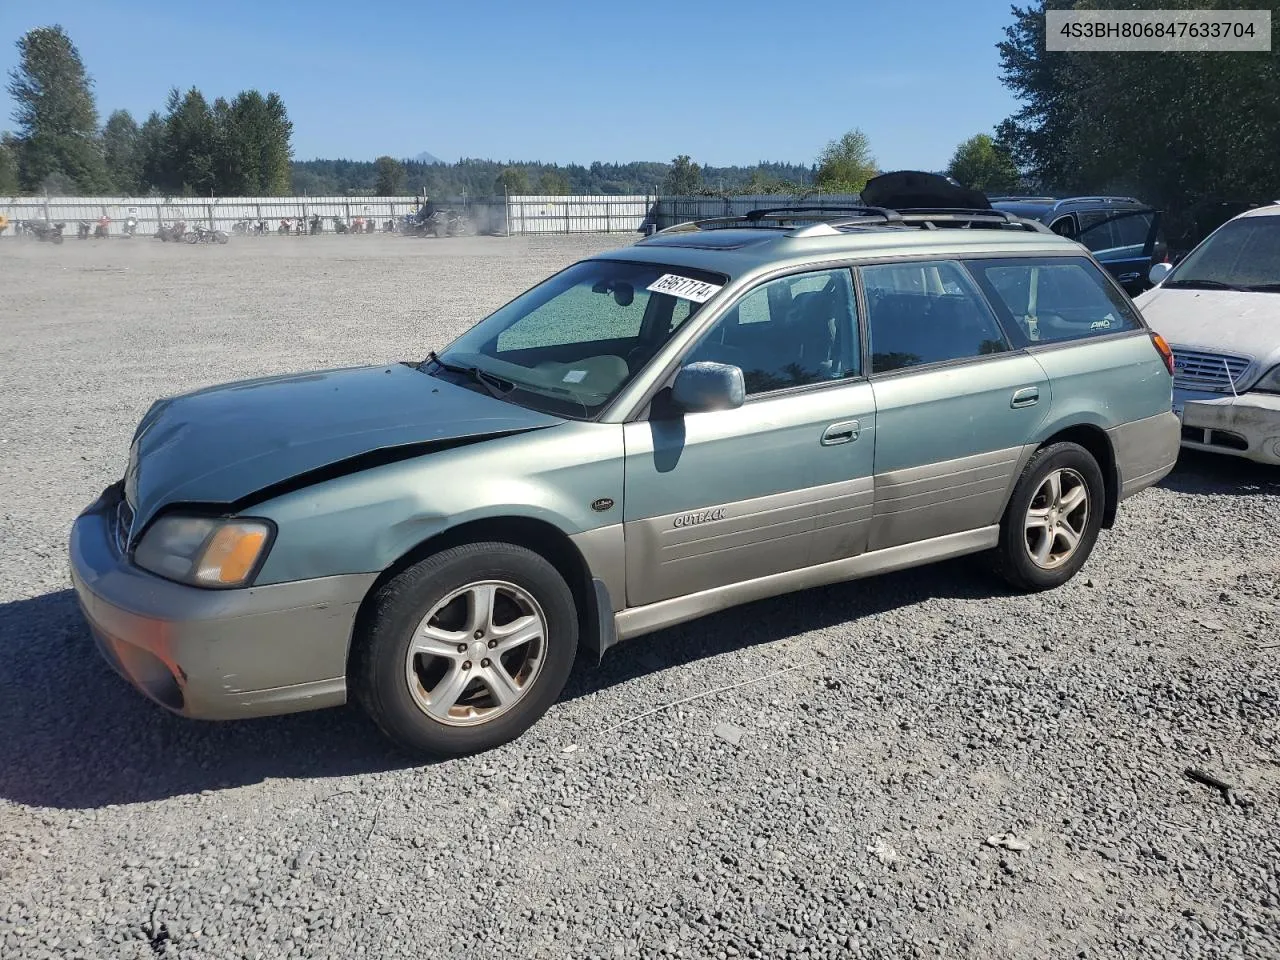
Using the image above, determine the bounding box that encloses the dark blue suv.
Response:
[989,196,1166,295]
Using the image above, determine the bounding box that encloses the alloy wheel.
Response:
[404,580,547,727]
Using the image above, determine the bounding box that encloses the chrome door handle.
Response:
[821,419,861,445]
[1011,387,1040,409]
[1118,272,1141,283]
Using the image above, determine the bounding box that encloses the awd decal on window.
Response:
[647,273,723,303]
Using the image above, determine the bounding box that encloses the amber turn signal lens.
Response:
[196,523,269,585]
[1151,333,1175,376]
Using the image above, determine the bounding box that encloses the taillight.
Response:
[1151,333,1175,376]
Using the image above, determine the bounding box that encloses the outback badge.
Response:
[673,507,726,528]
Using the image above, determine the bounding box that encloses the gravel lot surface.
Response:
[1,233,1277,960]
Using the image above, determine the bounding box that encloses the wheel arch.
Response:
[1033,423,1120,528]
[347,516,606,678]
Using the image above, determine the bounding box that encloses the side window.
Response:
[686,268,860,395]
[1077,210,1118,252]
[968,256,1143,344]
[1109,211,1154,249]
[861,260,1010,374]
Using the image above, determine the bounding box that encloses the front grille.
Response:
[1171,348,1251,391]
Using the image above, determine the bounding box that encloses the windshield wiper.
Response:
[1243,283,1280,292]
[423,351,514,400]
[1162,279,1248,291]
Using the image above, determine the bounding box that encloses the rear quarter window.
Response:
[966,256,1143,346]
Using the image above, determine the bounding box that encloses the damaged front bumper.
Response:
[1174,389,1280,465]
[69,484,377,720]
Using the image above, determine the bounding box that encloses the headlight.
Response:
[1254,365,1280,394]
[133,515,274,587]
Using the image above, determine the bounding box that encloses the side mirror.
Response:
[671,362,745,413]
[1148,261,1172,286]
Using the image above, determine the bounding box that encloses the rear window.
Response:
[967,256,1143,345]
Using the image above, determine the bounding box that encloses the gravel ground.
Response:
[1,233,1277,960]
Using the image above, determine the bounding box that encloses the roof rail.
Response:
[988,195,1056,203]
[1050,196,1141,209]
[743,204,896,222]
[650,206,1056,239]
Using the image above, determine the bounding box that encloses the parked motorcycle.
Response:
[28,220,66,243]
[94,216,110,239]
[232,219,251,236]
[332,218,349,234]
[123,216,138,238]
[427,209,471,237]
[154,221,187,242]
[77,220,91,240]
[309,214,322,235]
[185,225,229,244]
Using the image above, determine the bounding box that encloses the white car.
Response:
[1136,204,1280,465]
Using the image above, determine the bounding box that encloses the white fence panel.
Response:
[4,192,865,237]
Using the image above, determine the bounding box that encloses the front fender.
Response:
[251,422,625,585]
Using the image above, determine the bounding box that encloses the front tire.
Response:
[353,542,579,758]
[993,441,1104,592]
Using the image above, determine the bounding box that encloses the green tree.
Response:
[494,166,529,194]
[662,154,702,195]
[946,133,1021,194]
[260,92,292,194]
[814,128,876,194]
[6,25,107,192]
[0,134,19,194]
[161,87,216,195]
[137,111,168,194]
[997,0,1280,217]
[102,109,141,193]
[537,170,570,195]
[995,0,1084,194]
[374,155,406,195]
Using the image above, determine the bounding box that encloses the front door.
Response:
[858,258,1051,551]
[622,267,877,608]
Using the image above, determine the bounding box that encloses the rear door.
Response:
[1077,208,1162,294]
[859,259,1050,551]
[622,267,876,607]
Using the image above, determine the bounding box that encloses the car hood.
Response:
[1135,285,1280,368]
[123,363,565,531]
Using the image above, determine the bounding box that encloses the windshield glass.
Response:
[434,259,726,418]
[1165,216,1280,290]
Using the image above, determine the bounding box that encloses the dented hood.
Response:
[123,364,564,529]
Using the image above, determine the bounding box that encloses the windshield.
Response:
[1164,216,1280,291]
[433,258,726,418]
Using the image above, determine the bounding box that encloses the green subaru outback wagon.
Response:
[70,193,1181,757]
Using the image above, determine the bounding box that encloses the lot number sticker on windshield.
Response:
[647,274,723,303]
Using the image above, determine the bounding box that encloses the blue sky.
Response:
[0,0,1021,170]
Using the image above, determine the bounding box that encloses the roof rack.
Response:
[650,205,1055,239]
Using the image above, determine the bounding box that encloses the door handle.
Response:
[1011,387,1040,409]
[1118,272,1141,283]
[821,419,861,445]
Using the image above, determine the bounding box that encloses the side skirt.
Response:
[612,525,999,643]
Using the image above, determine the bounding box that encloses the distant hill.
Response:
[412,151,442,164]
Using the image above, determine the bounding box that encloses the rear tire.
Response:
[993,441,1104,592]
[353,542,579,758]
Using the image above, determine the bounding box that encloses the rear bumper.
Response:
[69,485,377,720]
[1174,389,1280,465]
[1108,411,1181,500]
